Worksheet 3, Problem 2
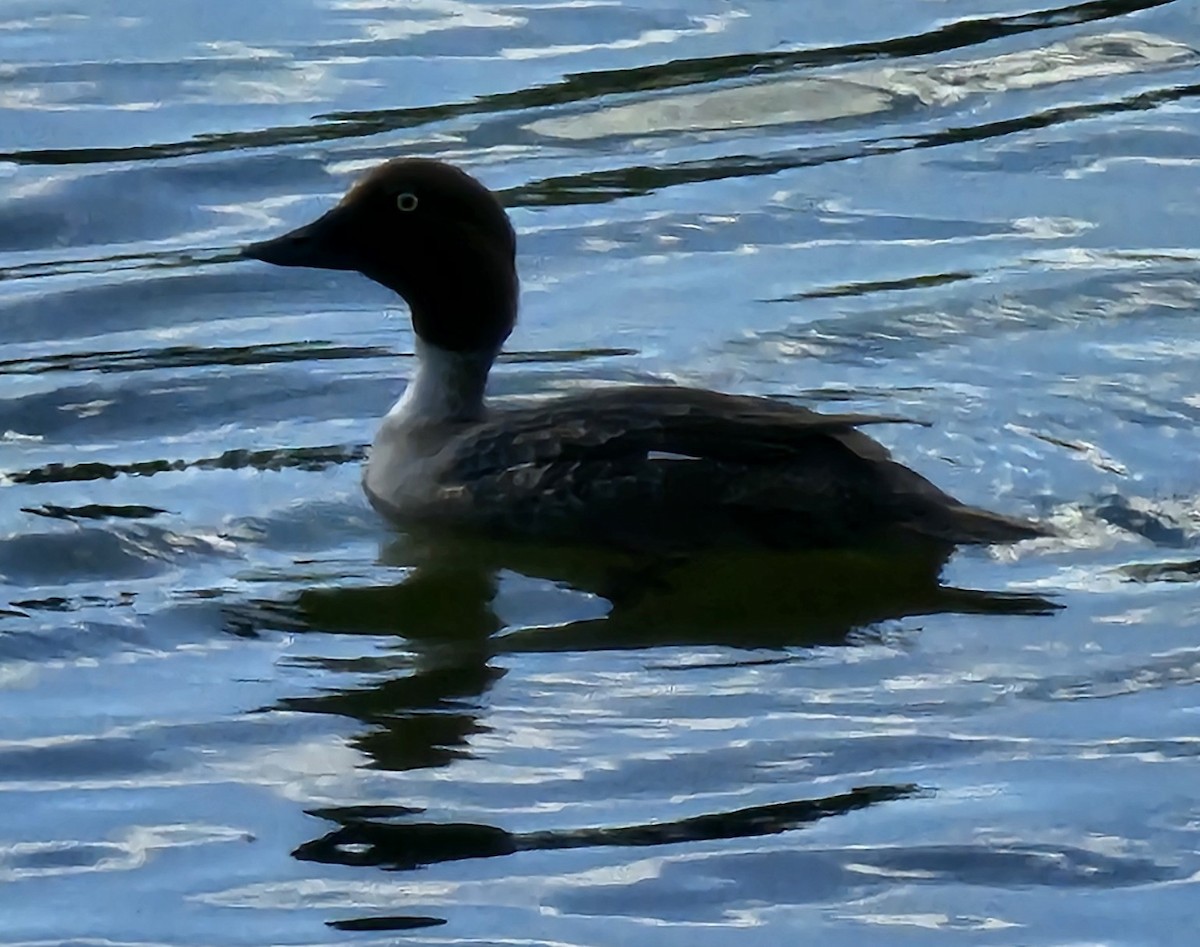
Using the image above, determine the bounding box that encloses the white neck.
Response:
[386,337,495,426]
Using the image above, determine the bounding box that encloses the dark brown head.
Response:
[243,159,518,353]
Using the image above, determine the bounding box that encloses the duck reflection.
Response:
[240,535,1054,930]
[261,533,1056,772]
[278,532,1056,656]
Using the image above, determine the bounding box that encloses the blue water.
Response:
[2,1,1200,943]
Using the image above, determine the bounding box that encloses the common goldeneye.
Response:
[244,158,1044,551]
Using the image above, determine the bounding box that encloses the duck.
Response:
[243,158,1045,552]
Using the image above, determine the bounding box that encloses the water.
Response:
[2,0,1199,943]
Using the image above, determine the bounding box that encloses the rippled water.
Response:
[2,1,1200,943]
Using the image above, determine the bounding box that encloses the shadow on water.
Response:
[227,534,1057,929]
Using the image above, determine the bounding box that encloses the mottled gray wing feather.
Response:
[430,386,986,548]
[448,386,916,476]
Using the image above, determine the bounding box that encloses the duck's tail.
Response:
[911,500,1050,545]
[881,458,1049,545]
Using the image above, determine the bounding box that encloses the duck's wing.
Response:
[431,385,1042,549]
[454,385,908,471]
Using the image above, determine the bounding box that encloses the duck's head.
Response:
[244,158,518,353]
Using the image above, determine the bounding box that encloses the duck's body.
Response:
[363,364,1037,551]
[245,158,1044,552]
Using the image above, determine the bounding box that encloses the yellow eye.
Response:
[396,192,419,212]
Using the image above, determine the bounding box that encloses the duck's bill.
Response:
[241,207,358,271]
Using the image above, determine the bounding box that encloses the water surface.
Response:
[2,1,1200,943]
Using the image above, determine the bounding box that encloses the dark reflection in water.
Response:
[273,555,503,772]
[263,536,1057,654]
[1122,557,1200,582]
[224,533,1056,932]
[297,783,919,870]
[302,773,918,931]
[326,914,447,933]
[9,443,367,486]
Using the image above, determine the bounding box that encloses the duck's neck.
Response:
[387,337,495,426]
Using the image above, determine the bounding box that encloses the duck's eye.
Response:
[396,192,419,212]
